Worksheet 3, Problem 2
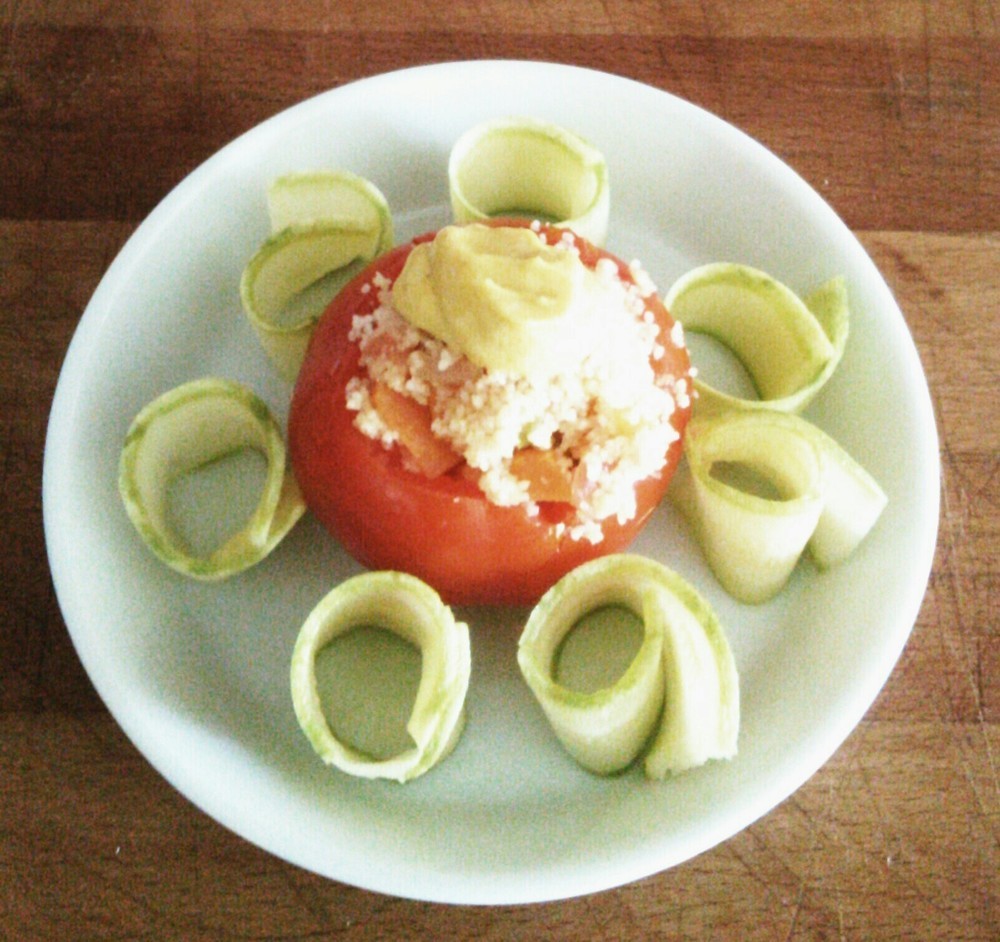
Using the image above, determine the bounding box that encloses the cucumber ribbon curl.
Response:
[517,555,739,778]
[670,411,888,604]
[241,170,394,382]
[664,263,849,416]
[291,572,471,782]
[118,377,305,580]
[449,117,610,246]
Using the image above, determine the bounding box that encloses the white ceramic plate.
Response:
[43,61,939,905]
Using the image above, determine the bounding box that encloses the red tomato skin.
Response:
[288,221,691,606]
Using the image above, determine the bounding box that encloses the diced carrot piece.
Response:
[509,447,575,504]
[371,381,463,478]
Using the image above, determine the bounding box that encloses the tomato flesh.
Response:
[288,221,692,606]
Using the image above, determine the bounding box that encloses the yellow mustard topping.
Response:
[391,224,604,381]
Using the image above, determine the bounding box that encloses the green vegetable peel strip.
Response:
[517,558,666,775]
[241,171,394,382]
[518,555,738,777]
[644,574,739,777]
[672,412,887,603]
[665,263,849,416]
[266,170,394,236]
[797,419,888,568]
[672,412,825,604]
[448,117,610,246]
[291,571,471,782]
[118,377,305,580]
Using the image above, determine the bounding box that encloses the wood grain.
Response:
[1,1,997,939]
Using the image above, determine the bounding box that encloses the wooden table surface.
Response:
[2,1,996,939]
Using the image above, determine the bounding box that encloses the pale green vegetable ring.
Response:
[241,170,394,382]
[665,263,849,416]
[291,571,471,783]
[674,411,826,605]
[118,377,305,581]
[518,554,739,778]
[671,411,887,603]
[448,116,610,246]
[266,169,395,238]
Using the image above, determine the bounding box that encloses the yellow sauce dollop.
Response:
[391,224,607,381]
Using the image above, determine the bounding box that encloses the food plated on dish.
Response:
[116,116,883,785]
[44,61,937,904]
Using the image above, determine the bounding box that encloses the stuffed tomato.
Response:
[288,219,693,605]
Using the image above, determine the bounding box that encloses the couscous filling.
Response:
[345,225,691,543]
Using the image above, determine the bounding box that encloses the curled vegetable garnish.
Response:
[448,117,610,246]
[643,569,740,778]
[804,420,889,569]
[670,411,887,603]
[518,554,738,777]
[290,571,471,783]
[241,170,394,382]
[664,263,848,416]
[118,377,305,580]
[265,170,395,237]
